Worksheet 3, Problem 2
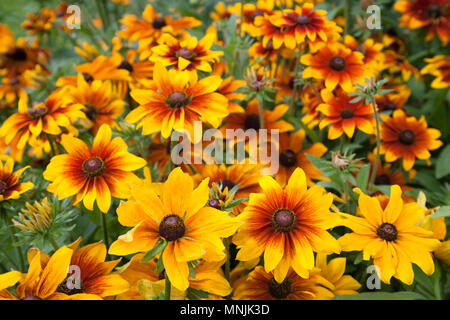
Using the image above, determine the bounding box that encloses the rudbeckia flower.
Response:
[21,7,56,35]
[394,0,450,46]
[421,55,450,89]
[25,239,130,299]
[150,33,223,83]
[314,254,361,296]
[66,75,125,134]
[253,13,286,49]
[0,246,73,300]
[43,124,147,213]
[0,89,85,150]
[270,3,339,49]
[116,254,231,300]
[234,168,340,283]
[127,63,229,138]
[118,4,201,50]
[344,35,384,76]
[232,266,335,300]
[109,168,242,291]
[381,50,420,81]
[0,157,33,202]
[317,89,374,139]
[338,185,441,285]
[275,130,328,187]
[301,43,365,92]
[380,109,443,171]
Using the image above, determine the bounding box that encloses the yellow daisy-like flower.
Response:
[109,167,242,291]
[234,168,340,283]
[43,124,147,213]
[0,157,33,202]
[117,253,231,300]
[338,185,441,285]
[150,33,223,83]
[127,63,228,138]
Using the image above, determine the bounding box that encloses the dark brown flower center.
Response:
[176,48,196,60]
[384,101,396,111]
[329,56,346,71]
[374,174,391,185]
[268,277,292,299]
[398,129,415,145]
[340,109,354,119]
[220,179,236,191]
[82,157,105,177]
[82,72,94,83]
[166,91,189,108]
[159,215,185,241]
[427,4,441,19]
[296,14,311,25]
[251,10,265,20]
[152,17,166,29]
[118,60,133,72]
[158,269,166,280]
[279,149,297,168]
[9,77,19,85]
[288,76,296,89]
[244,114,261,130]
[272,209,296,232]
[84,104,98,121]
[9,48,27,61]
[57,276,83,295]
[376,223,398,241]
[22,296,41,300]
[0,180,7,194]
[27,106,48,119]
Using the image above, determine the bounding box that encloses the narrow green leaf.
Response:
[140,239,168,263]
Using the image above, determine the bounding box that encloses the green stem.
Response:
[290,46,303,115]
[369,97,381,191]
[49,236,59,252]
[164,276,171,300]
[7,223,25,272]
[343,175,351,213]
[257,92,265,130]
[100,211,110,259]
[45,133,57,157]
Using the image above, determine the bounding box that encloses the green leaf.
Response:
[155,256,165,274]
[186,288,209,300]
[356,164,371,191]
[432,206,450,218]
[188,261,196,279]
[436,145,450,179]
[140,239,168,263]
[334,291,426,300]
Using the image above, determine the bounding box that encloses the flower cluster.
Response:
[0,0,449,301]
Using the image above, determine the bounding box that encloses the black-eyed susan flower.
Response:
[381,50,420,82]
[380,109,443,171]
[117,254,231,300]
[314,254,361,296]
[421,55,450,89]
[0,246,73,300]
[44,239,129,299]
[253,13,286,49]
[275,130,328,187]
[109,168,241,291]
[234,168,340,283]
[66,75,125,134]
[21,7,56,35]
[0,89,85,151]
[270,3,339,49]
[150,33,223,83]
[43,124,147,213]
[0,157,33,202]
[338,185,441,285]
[301,43,365,92]
[394,0,450,46]
[118,4,201,50]
[232,266,335,300]
[127,63,229,138]
[317,88,374,139]
[344,35,384,76]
